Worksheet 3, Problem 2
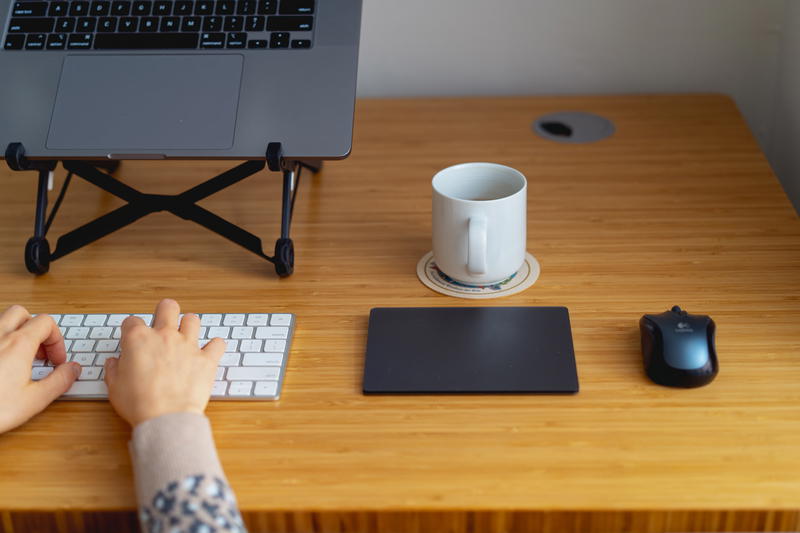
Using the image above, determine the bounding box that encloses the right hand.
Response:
[104,299,225,427]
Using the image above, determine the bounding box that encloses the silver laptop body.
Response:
[0,0,361,161]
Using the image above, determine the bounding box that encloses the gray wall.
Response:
[356,0,799,212]
[769,2,800,213]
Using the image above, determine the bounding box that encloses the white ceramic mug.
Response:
[432,162,527,284]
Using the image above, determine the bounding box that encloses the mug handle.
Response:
[467,216,487,275]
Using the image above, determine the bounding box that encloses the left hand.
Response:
[0,305,81,434]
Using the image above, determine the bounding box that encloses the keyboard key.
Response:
[223,314,245,326]
[264,340,286,352]
[4,35,25,49]
[25,32,47,49]
[48,2,69,16]
[56,17,76,32]
[32,367,54,380]
[64,340,72,352]
[76,16,96,30]
[95,340,119,352]
[219,353,241,366]
[231,326,253,339]
[279,0,313,14]
[153,0,171,14]
[46,33,67,50]
[67,32,92,48]
[117,16,136,30]
[247,39,267,48]
[71,340,95,352]
[244,15,263,31]
[68,1,90,16]
[64,381,108,396]
[79,367,103,380]
[215,367,225,380]
[72,352,96,366]
[270,314,292,326]
[194,0,213,14]
[228,381,253,396]
[267,15,312,32]
[111,1,131,15]
[134,313,154,324]
[107,314,129,326]
[112,327,121,338]
[61,315,84,326]
[211,381,227,396]
[90,0,110,15]
[49,314,62,325]
[254,381,278,397]
[202,16,221,31]
[255,326,288,339]
[246,314,269,326]
[95,32,200,48]
[224,339,238,352]
[208,326,230,338]
[181,15,200,31]
[132,0,151,14]
[98,16,117,31]
[200,314,222,326]
[90,327,113,339]
[227,366,280,381]
[66,327,90,339]
[269,31,288,48]
[243,352,282,366]
[95,353,117,366]
[161,16,180,31]
[32,358,46,367]
[237,0,255,14]
[291,39,310,48]
[175,0,193,15]
[83,314,107,327]
[215,0,233,14]
[239,339,262,352]
[223,15,243,31]
[256,0,275,14]
[14,2,48,16]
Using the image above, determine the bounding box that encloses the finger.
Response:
[104,357,118,389]
[17,315,67,365]
[202,337,226,364]
[0,305,31,335]
[23,362,81,416]
[153,299,180,330]
[121,315,146,337]
[179,313,200,340]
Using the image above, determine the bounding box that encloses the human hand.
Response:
[0,305,81,434]
[104,299,225,427]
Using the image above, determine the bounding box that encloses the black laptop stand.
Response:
[4,142,318,277]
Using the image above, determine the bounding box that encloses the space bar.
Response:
[94,33,199,49]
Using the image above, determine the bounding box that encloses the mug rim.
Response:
[432,162,527,204]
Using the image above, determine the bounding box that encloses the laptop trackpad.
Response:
[47,55,243,151]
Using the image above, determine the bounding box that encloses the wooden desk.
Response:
[0,95,798,533]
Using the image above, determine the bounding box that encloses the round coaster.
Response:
[416,251,540,299]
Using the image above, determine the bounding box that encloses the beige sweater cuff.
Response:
[129,412,226,508]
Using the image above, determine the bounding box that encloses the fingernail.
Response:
[71,363,81,378]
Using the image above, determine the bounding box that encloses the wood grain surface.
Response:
[0,95,798,533]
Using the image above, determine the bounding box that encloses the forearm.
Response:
[129,412,246,532]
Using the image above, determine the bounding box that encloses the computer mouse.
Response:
[639,306,718,388]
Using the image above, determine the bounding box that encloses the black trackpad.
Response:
[363,307,579,394]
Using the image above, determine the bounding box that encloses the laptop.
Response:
[0,0,362,161]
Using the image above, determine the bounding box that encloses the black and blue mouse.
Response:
[639,306,718,388]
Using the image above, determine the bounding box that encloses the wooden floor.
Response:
[0,95,799,533]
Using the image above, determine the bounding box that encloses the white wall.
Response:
[768,2,800,213]
[357,0,798,210]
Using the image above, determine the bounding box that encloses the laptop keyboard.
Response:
[3,0,313,50]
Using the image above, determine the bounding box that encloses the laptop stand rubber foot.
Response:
[25,237,50,275]
[274,237,294,278]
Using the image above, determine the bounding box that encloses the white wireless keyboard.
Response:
[32,313,295,400]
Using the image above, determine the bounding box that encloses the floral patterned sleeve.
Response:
[129,412,247,533]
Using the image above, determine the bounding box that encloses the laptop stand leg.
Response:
[274,163,300,277]
[24,168,52,274]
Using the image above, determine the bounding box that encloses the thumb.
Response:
[104,357,118,389]
[25,362,81,415]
